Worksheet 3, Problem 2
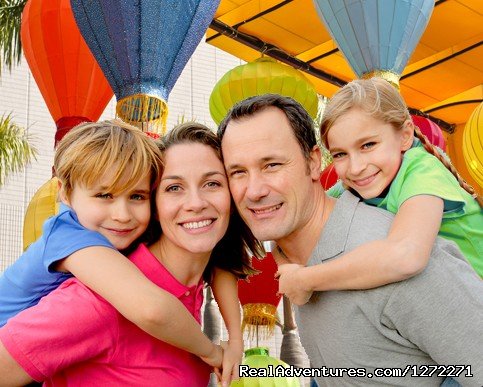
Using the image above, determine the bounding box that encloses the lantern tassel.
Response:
[116,94,168,134]
[242,303,279,339]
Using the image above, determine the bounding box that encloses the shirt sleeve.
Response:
[386,148,468,214]
[381,241,483,386]
[0,279,118,381]
[42,209,114,272]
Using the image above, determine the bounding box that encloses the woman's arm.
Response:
[277,195,444,304]
[211,268,244,386]
[0,341,34,386]
[57,248,221,367]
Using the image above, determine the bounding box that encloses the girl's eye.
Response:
[331,152,345,159]
[362,142,376,149]
[95,193,112,199]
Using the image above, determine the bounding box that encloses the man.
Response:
[218,94,483,386]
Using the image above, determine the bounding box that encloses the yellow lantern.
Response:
[23,177,60,250]
[209,57,319,125]
[462,102,483,188]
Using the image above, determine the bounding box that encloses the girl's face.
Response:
[156,142,231,257]
[326,108,413,199]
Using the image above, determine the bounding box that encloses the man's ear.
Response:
[400,120,415,151]
[309,145,322,181]
[57,180,69,206]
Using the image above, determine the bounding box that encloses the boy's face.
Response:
[61,170,151,251]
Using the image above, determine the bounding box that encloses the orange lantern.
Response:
[238,253,282,339]
[21,0,113,145]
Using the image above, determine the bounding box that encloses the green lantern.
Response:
[209,57,319,125]
[231,347,301,387]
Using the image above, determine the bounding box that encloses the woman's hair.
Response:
[157,121,265,282]
[55,119,163,198]
[320,78,482,206]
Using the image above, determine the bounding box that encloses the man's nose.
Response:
[245,172,270,202]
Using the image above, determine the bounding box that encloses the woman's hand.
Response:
[215,339,243,387]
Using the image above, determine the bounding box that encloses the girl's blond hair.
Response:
[54,120,163,198]
[320,78,482,206]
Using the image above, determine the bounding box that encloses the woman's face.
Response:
[156,142,231,257]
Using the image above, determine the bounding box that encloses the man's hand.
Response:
[199,342,223,369]
[214,339,243,387]
[276,263,313,305]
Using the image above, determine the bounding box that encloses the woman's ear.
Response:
[400,120,415,151]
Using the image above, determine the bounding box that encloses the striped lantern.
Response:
[462,102,483,188]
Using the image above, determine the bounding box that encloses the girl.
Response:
[276,78,482,305]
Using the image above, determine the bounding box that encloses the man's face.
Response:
[221,107,320,242]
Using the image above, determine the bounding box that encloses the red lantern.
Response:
[320,163,339,190]
[411,115,446,151]
[238,253,282,338]
[21,0,113,145]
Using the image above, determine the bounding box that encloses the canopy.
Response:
[206,0,482,128]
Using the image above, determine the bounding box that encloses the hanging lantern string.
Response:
[116,94,168,134]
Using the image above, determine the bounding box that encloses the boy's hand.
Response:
[214,339,243,387]
[276,264,312,305]
[200,343,223,369]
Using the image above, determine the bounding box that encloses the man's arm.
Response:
[0,340,33,386]
[383,246,483,386]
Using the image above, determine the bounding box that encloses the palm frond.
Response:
[0,113,37,186]
[0,0,27,74]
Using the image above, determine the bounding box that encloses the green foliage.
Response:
[0,0,27,75]
[0,113,37,186]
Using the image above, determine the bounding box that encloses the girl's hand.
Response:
[276,264,312,305]
[200,343,223,369]
[215,339,243,387]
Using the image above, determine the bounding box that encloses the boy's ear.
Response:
[57,180,70,205]
[400,120,415,151]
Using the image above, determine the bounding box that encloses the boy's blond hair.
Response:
[54,120,163,198]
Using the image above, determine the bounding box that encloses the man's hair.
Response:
[217,94,317,162]
[157,121,264,282]
[54,119,163,198]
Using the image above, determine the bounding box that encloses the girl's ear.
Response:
[400,120,415,151]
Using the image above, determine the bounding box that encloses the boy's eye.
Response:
[131,193,147,201]
[95,193,112,199]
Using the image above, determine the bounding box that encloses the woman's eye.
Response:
[166,185,180,192]
[205,181,221,188]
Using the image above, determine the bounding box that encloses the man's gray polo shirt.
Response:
[295,192,483,386]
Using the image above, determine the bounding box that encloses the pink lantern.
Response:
[411,115,446,151]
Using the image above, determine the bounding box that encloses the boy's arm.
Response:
[58,247,221,367]
[0,341,33,386]
[277,195,443,304]
[211,268,244,387]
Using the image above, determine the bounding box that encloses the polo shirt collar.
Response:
[307,191,361,266]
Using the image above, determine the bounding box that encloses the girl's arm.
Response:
[211,268,244,387]
[57,248,222,367]
[277,195,444,304]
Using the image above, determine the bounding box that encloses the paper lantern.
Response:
[320,163,339,190]
[463,102,483,188]
[23,178,60,250]
[209,57,319,125]
[231,347,300,387]
[313,0,434,87]
[238,253,282,339]
[411,115,446,151]
[71,0,219,133]
[21,0,113,145]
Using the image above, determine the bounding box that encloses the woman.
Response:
[0,122,263,386]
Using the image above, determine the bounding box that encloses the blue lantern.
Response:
[70,0,220,132]
[312,0,434,88]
